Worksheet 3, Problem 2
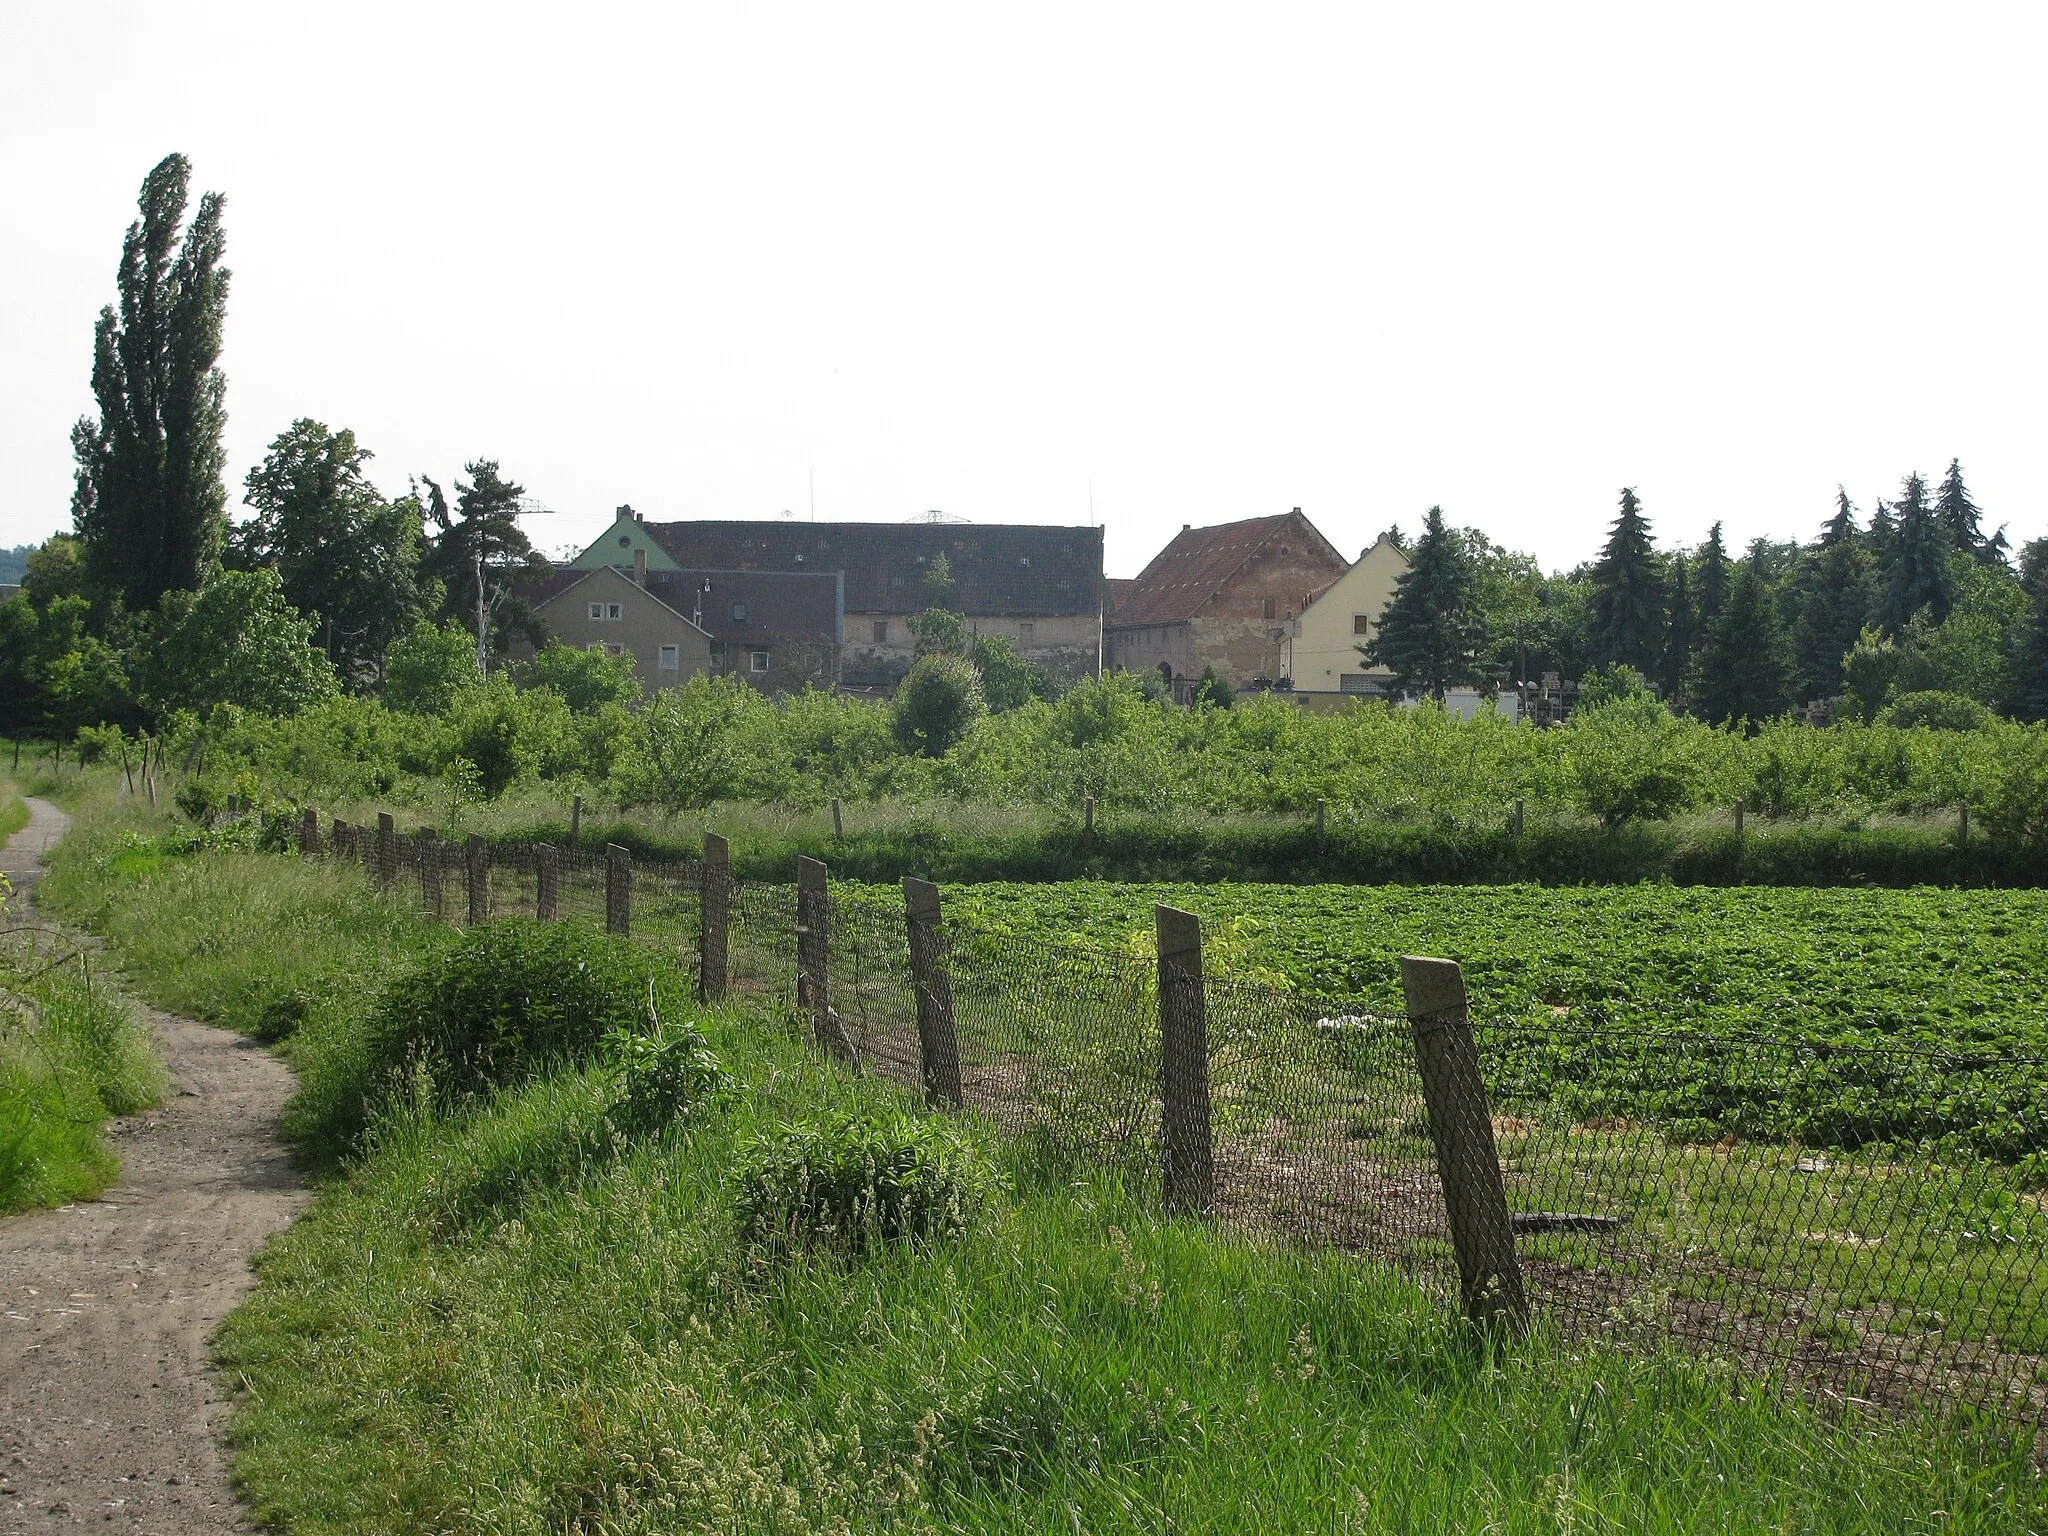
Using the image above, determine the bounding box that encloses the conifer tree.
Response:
[1691,562,1794,727]
[1692,521,1730,636]
[1659,554,1694,703]
[1359,505,1489,700]
[1793,488,1870,700]
[1586,488,1665,675]
[1879,472,1954,631]
[70,153,231,612]
[2007,537,2048,722]
[1934,458,1986,556]
[419,461,548,672]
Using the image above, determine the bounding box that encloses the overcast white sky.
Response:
[2,2,2043,578]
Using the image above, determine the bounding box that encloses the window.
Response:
[750,650,770,673]
[588,602,603,621]
[872,619,889,644]
[1018,621,1035,641]
[1352,614,1371,636]
[604,643,625,658]
[658,645,679,670]
[1261,597,1278,621]
[730,601,750,623]
[1340,673,1377,694]
[606,603,623,621]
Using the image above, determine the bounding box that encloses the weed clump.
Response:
[733,1109,1002,1255]
[602,1021,725,1137]
[367,919,689,1100]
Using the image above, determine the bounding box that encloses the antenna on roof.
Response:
[907,509,971,524]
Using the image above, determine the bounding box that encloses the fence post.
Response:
[831,797,844,840]
[1512,797,1524,838]
[1315,798,1326,837]
[903,876,964,1109]
[419,829,445,919]
[1155,905,1215,1217]
[331,818,348,860]
[1733,798,1745,838]
[376,812,396,886]
[466,834,490,924]
[699,832,730,1003]
[1083,795,1095,834]
[606,843,633,935]
[535,844,559,920]
[796,856,851,1060]
[299,807,318,857]
[1958,803,1969,846]
[1400,956,1528,1326]
[571,794,583,847]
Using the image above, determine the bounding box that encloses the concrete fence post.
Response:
[419,829,445,919]
[466,834,491,924]
[299,807,318,857]
[1084,795,1096,834]
[903,876,964,1109]
[331,818,348,861]
[1400,956,1528,1326]
[1155,905,1215,1217]
[699,832,730,1004]
[1733,799,1746,838]
[535,844,559,921]
[1315,798,1326,837]
[571,794,584,846]
[831,797,845,840]
[605,843,633,935]
[796,856,852,1060]
[376,812,397,886]
[1959,803,1969,846]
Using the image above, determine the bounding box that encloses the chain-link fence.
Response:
[306,812,2048,1427]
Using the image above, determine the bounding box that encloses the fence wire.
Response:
[308,820,2048,1427]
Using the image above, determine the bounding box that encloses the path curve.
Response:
[1,798,308,1532]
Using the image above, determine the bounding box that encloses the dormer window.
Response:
[730,601,750,623]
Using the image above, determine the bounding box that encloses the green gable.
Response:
[571,509,680,572]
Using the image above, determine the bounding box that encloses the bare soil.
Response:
[1,798,308,1532]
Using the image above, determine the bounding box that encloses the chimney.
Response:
[633,547,647,586]
[1182,523,1192,533]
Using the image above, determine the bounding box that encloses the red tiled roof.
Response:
[1104,577,1136,619]
[1110,513,1340,628]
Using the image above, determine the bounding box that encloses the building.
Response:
[569,509,1104,688]
[639,564,844,693]
[518,564,715,693]
[1106,509,1348,692]
[1287,532,1409,694]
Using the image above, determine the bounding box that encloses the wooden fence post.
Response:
[699,832,730,1003]
[376,812,396,886]
[796,856,851,1060]
[831,797,844,840]
[1083,795,1095,834]
[605,843,633,935]
[903,876,964,1109]
[299,807,318,857]
[466,834,490,924]
[1958,803,1969,846]
[1733,799,1746,838]
[1400,956,1528,1326]
[331,818,347,860]
[571,794,584,846]
[419,829,445,919]
[535,844,559,920]
[1512,797,1524,838]
[1155,905,1215,1217]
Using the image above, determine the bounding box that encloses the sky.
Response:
[2,2,2043,579]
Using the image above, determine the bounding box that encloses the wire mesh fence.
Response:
[307,814,2048,1427]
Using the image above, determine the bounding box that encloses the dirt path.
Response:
[1,799,308,1532]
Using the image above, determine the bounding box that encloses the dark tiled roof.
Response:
[520,567,588,608]
[641,567,843,645]
[1111,512,1342,627]
[640,521,1103,617]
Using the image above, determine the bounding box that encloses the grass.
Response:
[33,791,2048,1531]
[0,778,165,1212]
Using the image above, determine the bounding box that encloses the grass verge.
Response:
[35,798,2048,1532]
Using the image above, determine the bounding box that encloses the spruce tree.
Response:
[1879,472,1954,630]
[1359,505,1489,700]
[1693,521,1730,635]
[419,461,548,670]
[70,153,230,613]
[1691,563,1794,727]
[1793,488,1870,700]
[1934,457,1986,557]
[1659,554,1694,703]
[1586,488,1665,675]
[2006,537,2048,722]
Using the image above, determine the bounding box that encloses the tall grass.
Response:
[37,801,2048,1532]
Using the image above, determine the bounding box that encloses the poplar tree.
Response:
[1691,563,1794,727]
[1586,488,1665,675]
[1360,505,1490,700]
[70,153,230,613]
[1879,472,1954,630]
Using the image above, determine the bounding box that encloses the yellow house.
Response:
[1287,533,1409,694]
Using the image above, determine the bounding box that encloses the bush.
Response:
[366,920,689,1101]
[732,1109,1002,1255]
[384,620,479,714]
[893,654,987,757]
[526,639,642,714]
[1879,691,1994,732]
[1568,695,1695,826]
[602,1020,725,1137]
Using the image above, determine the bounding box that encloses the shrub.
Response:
[602,1020,725,1137]
[384,620,479,714]
[893,654,987,757]
[1880,691,1994,732]
[366,920,689,1100]
[526,639,642,714]
[732,1109,1002,1255]
[1568,695,1694,826]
